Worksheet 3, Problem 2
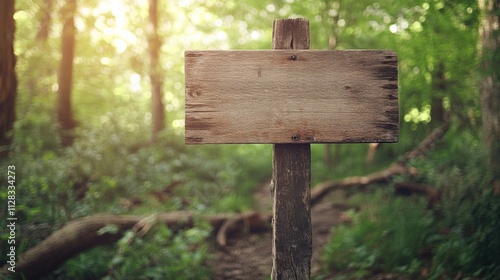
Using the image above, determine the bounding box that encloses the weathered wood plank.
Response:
[271,144,311,280]
[185,50,398,144]
[271,18,311,280]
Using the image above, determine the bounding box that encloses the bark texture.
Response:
[271,18,312,280]
[0,0,17,157]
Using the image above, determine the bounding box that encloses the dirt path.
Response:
[209,182,343,279]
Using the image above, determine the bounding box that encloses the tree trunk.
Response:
[148,0,165,142]
[431,62,446,126]
[0,0,17,157]
[479,0,500,179]
[57,0,77,146]
[37,0,54,42]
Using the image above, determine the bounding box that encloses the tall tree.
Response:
[37,0,54,42]
[148,0,165,142]
[58,0,77,146]
[479,0,500,178]
[0,0,17,157]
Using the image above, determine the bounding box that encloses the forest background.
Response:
[1,0,499,279]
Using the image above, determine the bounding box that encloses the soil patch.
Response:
[209,181,342,279]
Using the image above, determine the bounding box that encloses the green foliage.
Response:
[412,190,500,280]
[467,194,500,279]
[418,128,500,279]
[322,193,432,278]
[0,93,270,277]
[56,224,212,279]
[54,247,111,279]
[321,129,499,279]
[311,143,395,186]
[429,228,475,279]
[105,225,211,280]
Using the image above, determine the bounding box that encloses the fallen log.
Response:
[0,211,271,279]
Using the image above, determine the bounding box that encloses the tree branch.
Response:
[310,123,449,205]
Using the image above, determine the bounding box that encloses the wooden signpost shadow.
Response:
[185,18,398,279]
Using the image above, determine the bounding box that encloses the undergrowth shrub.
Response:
[416,129,499,279]
[55,223,212,279]
[1,96,272,276]
[321,128,499,279]
[322,193,431,279]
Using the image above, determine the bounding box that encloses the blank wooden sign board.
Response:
[185,18,398,279]
[185,50,398,144]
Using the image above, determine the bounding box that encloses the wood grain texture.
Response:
[271,18,311,280]
[271,144,312,280]
[185,50,398,144]
[272,18,310,49]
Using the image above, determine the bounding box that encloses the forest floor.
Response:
[208,181,406,280]
[208,181,343,280]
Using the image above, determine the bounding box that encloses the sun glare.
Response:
[85,0,144,54]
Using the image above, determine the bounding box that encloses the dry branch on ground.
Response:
[310,123,449,205]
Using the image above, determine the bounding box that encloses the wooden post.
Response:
[271,18,312,280]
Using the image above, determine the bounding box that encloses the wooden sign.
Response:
[185,50,398,144]
[185,18,399,280]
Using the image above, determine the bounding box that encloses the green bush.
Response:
[56,223,212,279]
[322,193,432,278]
[468,194,500,279]
[321,128,500,279]
[430,192,500,280]
[416,128,499,279]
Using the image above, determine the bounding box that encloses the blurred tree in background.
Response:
[148,0,166,142]
[0,0,17,158]
[57,0,77,146]
[479,0,500,180]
